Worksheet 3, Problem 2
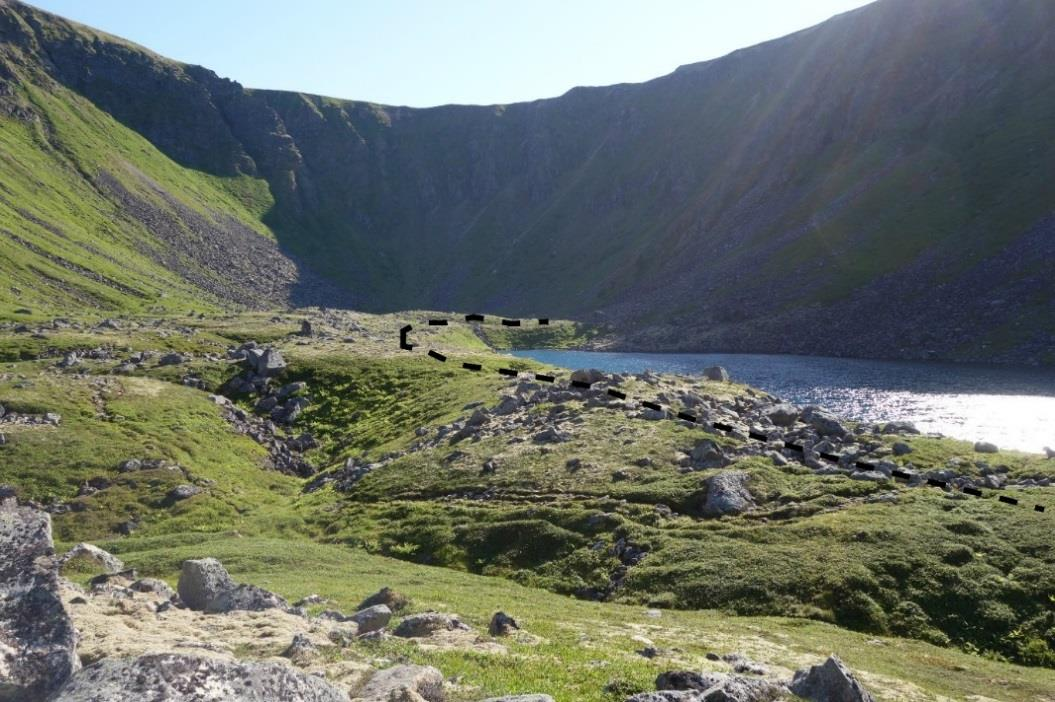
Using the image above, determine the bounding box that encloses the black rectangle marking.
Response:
[535,373,555,382]
[677,411,697,423]
[570,380,592,389]
[963,487,982,497]
[998,495,1018,505]
[501,319,521,327]
[748,431,768,442]
[607,389,627,400]
[856,461,876,471]
[713,422,732,432]
[927,478,947,488]
[428,319,448,326]
[427,350,446,362]
[465,313,485,322]
[1035,505,1045,512]
[642,401,662,411]
[538,318,549,325]
[892,469,912,480]
[462,362,482,371]
[498,368,518,377]
[820,452,841,462]
[784,441,804,452]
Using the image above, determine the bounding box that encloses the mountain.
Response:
[2,0,1054,363]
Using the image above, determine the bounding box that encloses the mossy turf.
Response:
[2,311,1054,698]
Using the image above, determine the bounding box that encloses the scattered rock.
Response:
[166,484,203,502]
[282,632,318,664]
[700,471,755,517]
[357,664,444,702]
[703,366,730,382]
[176,557,287,614]
[393,612,468,638]
[789,655,875,702]
[349,604,392,635]
[157,352,186,366]
[479,697,554,702]
[488,611,519,636]
[129,578,176,598]
[974,441,999,454]
[801,406,848,437]
[358,586,410,613]
[892,442,912,456]
[59,542,124,574]
[570,368,606,385]
[49,653,346,702]
[765,404,799,427]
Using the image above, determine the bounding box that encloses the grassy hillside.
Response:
[3,310,1054,698]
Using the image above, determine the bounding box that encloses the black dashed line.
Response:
[608,389,627,400]
[748,431,768,442]
[535,373,555,383]
[498,368,518,377]
[466,313,485,322]
[820,451,840,462]
[677,411,697,423]
[892,469,912,480]
[856,460,876,470]
[428,319,448,326]
[570,380,592,389]
[427,350,446,362]
[538,318,549,325]
[964,487,983,497]
[927,478,947,488]
[502,319,521,327]
[713,422,733,432]
[642,400,662,411]
[462,362,482,371]
[784,441,804,452]
[1035,505,1046,512]
[998,495,1018,505]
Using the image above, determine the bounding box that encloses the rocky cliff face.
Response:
[2,0,1054,362]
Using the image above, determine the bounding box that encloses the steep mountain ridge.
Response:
[2,0,1054,362]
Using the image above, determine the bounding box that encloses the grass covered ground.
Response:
[2,309,1054,699]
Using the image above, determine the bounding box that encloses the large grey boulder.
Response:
[654,670,786,701]
[789,655,875,702]
[59,542,124,574]
[356,664,444,702]
[254,348,287,376]
[973,441,999,454]
[349,604,391,635]
[703,366,730,382]
[691,440,727,469]
[49,653,347,701]
[700,471,755,517]
[764,404,799,427]
[801,406,849,437]
[0,500,79,701]
[177,558,288,614]
[570,368,606,385]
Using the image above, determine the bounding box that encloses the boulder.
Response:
[882,421,920,435]
[176,558,288,614]
[254,348,287,376]
[166,484,202,502]
[492,396,519,416]
[479,697,554,702]
[974,441,999,454]
[488,611,520,636]
[393,612,468,638]
[789,655,875,702]
[703,366,730,382]
[129,578,176,598]
[0,500,80,700]
[349,604,392,635]
[358,586,410,612]
[691,439,727,469]
[625,694,696,702]
[357,664,444,702]
[570,368,606,385]
[892,442,912,456]
[49,653,346,701]
[801,406,849,437]
[1044,446,1055,459]
[59,542,124,574]
[157,352,186,366]
[700,471,755,517]
[282,632,318,664]
[765,404,799,427]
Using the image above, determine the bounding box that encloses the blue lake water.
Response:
[510,350,1055,454]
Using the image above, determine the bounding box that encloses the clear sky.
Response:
[28,0,874,107]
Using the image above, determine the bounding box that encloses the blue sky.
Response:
[29,0,874,107]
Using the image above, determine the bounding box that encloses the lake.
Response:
[510,350,1055,454]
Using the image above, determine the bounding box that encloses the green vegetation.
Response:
[2,311,1054,700]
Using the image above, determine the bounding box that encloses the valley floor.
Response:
[1,308,1054,700]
